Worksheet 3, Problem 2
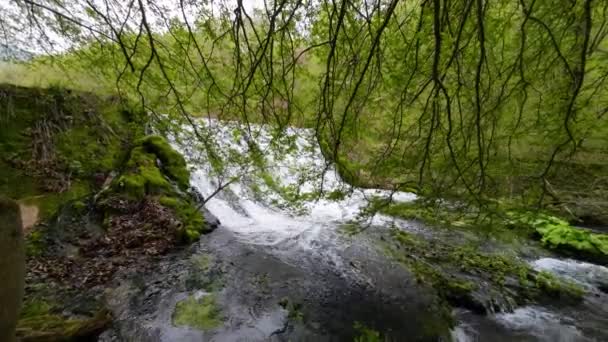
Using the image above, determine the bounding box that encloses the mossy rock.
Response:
[17,299,110,341]
[103,135,207,243]
[113,135,190,200]
[538,224,608,264]
[138,135,190,190]
[172,294,222,330]
[386,228,584,314]
[115,147,171,199]
[159,196,208,242]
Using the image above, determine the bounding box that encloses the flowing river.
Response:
[102,119,608,341]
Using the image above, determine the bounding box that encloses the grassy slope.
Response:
[0,84,133,210]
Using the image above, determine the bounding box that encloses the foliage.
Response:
[116,146,172,199]
[369,197,526,243]
[2,0,607,219]
[109,136,207,242]
[510,212,608,263]
[0,84,134,219]
[278,298,304,322]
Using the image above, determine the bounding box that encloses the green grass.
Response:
[0,61,112,93]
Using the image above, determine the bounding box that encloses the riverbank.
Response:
[3,84,608,341]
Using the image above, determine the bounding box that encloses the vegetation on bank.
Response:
[0,84,208,339]
[384,228,584,315]
[511,213,608,264]
[369,198,608,265]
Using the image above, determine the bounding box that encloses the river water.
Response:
[169,119,608,341]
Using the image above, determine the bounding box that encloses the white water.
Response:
[532,258,608,293]
[172,119,608,342]
[494,306,585,341]
[174,119,416,248]
[451,257,608,341]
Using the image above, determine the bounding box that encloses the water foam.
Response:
[172,119,416,247]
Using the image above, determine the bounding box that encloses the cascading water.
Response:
[175,119,417,247]
[451,257,608,341]
[170,119,608,341]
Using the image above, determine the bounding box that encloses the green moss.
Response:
[115,146,174,199]
[386,229,584,309]
[159,195,207,242]
[353,322,382,342]
[380,200,608,263]
[387,231,480,308]
[261,171,278,190]
[138,135,190,190]
[540,225,608,260]
[535,271,585,299]
[25,230,46,257]
[72,200,87,212]
[327,189,347,201]
[114,136,191,200]
[191,254,213,272]
[115,174,146,199]
[55,125,124,176]
[340,223,363,236]
[0,85,138,224]
[17,298,109,339]
[21,181,90,220]
[231,128,242,142]
[172,294,222,330]
[106,136,203,242]
[186,255,223,291]
[158,196,180,207]
[0,161,38,199]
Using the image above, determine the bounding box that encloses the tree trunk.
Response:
[0,197,25,342]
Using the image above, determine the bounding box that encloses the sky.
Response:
[0,0,267,53]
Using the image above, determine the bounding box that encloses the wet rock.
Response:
[202,207,221,231]
[100,228,453,341]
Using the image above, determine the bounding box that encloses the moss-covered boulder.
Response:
[0,197,25,342]
[107,135,208,242]
[139,135,190,190]
[114,135,190,198]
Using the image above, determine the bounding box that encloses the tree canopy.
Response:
[3,0,608,210]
